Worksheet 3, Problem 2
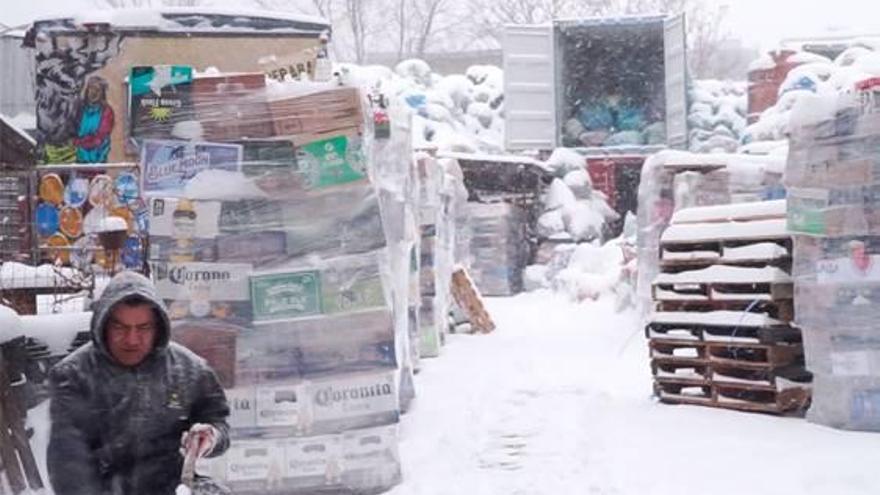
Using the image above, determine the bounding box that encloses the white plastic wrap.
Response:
[786,86,880,431]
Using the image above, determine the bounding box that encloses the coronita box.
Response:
[303,369,399,435]
[282,432,344,488]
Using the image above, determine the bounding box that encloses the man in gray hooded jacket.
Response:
[47,271,230,495]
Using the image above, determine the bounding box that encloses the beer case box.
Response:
[201,426,398,495]
[148,236,218,262]
[419,295,441,359]
[218,193,386,259]
[227,386,258,430]
[256,384,306,428]
[303,369,400,435]
[171,321,241,388]
[249,253,388,322]
[282,433,344,489]
[219,199,285,234]
[224,439,286,491]
[267,87,364,144]
[148,197,221,238]
[165,300,253,326]
[807,374,880,432]
[229,369,399,438]
[216,231,287,266]
[192,73,275,142]
[237,139,310,200]
[140,140,243,197]
[787,188,869,237]
[340,424,402,491]
[237,309,397,384]
[151,261,253,301]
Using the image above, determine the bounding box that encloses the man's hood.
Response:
[90,271,171,363]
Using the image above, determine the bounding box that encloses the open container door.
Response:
[664,13,688,150]
[503,24,557,151]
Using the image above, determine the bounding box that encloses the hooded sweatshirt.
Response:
[47,271,230,495]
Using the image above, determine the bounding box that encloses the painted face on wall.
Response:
[106,302,158,367]
[86,81,104,105]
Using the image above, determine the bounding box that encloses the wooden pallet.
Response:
[450,267,496,333]
[650,340,804,368]
[0,341,43,494]
[656,299,794,323]
[646,319,803,345]
[653,377,811,414]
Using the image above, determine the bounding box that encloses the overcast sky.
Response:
[5,0,880,52]
[714,0,880,50]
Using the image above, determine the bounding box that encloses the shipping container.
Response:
[503,14,687,152]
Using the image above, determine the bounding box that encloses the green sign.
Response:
[321,270,386,314]
[298,135,367,188]
[250,271,322,321]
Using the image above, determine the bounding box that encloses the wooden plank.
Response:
[450,267,496,333]
[0,354,26,494]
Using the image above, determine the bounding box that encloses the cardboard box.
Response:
[341,424,402,491]
[256,385,305,428]
[249,253,388,322]
[268,87,363,144]
[193,73,275,141]
[172,321,240,388]
[303,370,399,435]
[149,197,221,237]
[216,231,287,266]
[237,309,396,384]
[282,433,343,488]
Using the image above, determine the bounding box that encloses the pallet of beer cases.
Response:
[785,85,880,431]
[139,70,405,492]
[415,152,443,358]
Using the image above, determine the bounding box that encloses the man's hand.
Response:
[179,423,218,459]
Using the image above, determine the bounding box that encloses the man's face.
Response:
[106,303,158,367]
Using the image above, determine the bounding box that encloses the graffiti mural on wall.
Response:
[75,76,114,163]
[34,33,124,164]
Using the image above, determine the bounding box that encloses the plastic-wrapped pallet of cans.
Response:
[464,201,529,296]
[139,73,408,492]
[785,87,880,431]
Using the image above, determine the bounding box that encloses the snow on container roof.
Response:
[26,7,330,41]
[661,218,788,244]
[670,200,786,225]
[437,151,544,167]
[554,14,667,28]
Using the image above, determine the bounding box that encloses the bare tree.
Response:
[100,0,207,6]
[466,0,738,79]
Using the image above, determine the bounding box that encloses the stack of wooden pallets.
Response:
[647,200,812,414]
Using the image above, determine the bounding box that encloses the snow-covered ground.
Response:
[390,292,880,495]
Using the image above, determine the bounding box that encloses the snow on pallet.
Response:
[648,200,810,415]
[652,265,795,321]
[661,218,788,245]
[669,199,786,225]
